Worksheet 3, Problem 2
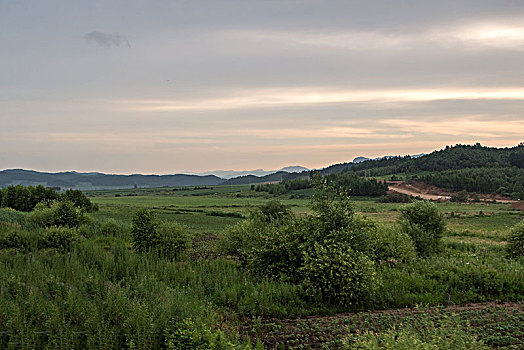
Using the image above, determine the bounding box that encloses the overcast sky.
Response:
[1,0,524,174]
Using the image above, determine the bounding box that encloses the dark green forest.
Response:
[282,143,524,199]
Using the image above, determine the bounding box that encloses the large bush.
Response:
[131,208,191,259]
[0,227,34,252]
[40,226,79,251]
[61,189,98,212]
[28,200,87,229]
[155,221,191,259]
[301,241,379,305]
[367,223,417,265]
[222,183,382,305]
[506,220,524,258]
[220,201,294,263]
[131,208,158,253]
[400,200,445,257]
[100,218,126,236]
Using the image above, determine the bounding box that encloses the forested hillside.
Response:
[283,143,524,199]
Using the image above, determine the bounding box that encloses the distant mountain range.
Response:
[0,153,436,190]
[0,166,310,190]
[0,169,223,190]
[185,166,309,179]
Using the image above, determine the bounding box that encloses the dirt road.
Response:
[387,181,518,204]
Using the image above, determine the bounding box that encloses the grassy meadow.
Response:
[1,184,523,349]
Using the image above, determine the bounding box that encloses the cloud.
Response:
[222,19,524,52]
[84,31,131,48]
[116,86,524,112]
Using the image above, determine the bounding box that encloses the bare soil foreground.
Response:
[248,302,524,349]
[388,181,519,204]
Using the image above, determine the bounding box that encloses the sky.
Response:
[1,0,524,174]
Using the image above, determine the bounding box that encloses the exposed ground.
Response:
[388,181,519,204]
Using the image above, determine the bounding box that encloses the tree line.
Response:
[0,185,97,212]
[253,171,388,197]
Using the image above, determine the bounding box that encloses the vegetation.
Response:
[0,179,523,349]
[399,201,445,257]
[282,143,524,199]
[506,220,524,258]
[0,185,97,212]
[254,172,387,197]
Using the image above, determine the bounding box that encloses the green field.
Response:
[1,184,523,349]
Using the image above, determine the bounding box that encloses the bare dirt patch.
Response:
[387,181,518,204]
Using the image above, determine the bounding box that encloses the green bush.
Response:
[400,201,445,257]
[131,208,190,259]
[0,207,30,228]
[61,189,97,212]
[245,224,304,281]
[506,220,524,258]
[100,218,125,236]
[40,226,79,251]
[131,208,158,253]
[222,182,383,305]
[0,227,34,252]
[28,202,56,227]
[220,201,294,261]
[367,223,417,264]
[54,200,83,228]
[155,221,191,259]
[301,241,379,305]
[257,200,293,223]
[29,201,88,229]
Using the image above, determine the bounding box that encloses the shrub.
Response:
[29,201,88,229]
[40,226,79,251]
[245,223,304,281]
[28,202,56,227]
[451,190,469,203]
[131,208,158,253]
[100,218,125,236]
[506,220,524,258]
[61,189,97,212]
[222,182,383,306]
[155,221,191,259]
[220,201,294,261]
[367,223,417,264]
[0,207,30,228]
[400,201,445,257]
[53,200,83,228]
[301,241,379,305]
[0,227,34,252]
[258,200,293,223]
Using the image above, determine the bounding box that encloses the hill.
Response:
[285,143,524,199]
[0,169,223,190]
[219,171,289,185]
[187,165,309,179]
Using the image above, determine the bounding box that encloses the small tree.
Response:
[301,241,379,305]
[400,201,445,257]
[131,208,157,253]
[506,220,524,258]
[61,189,96,212]
[155,221,191,259]
[53,200,82,228]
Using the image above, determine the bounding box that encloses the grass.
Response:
[0,184,523,349]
